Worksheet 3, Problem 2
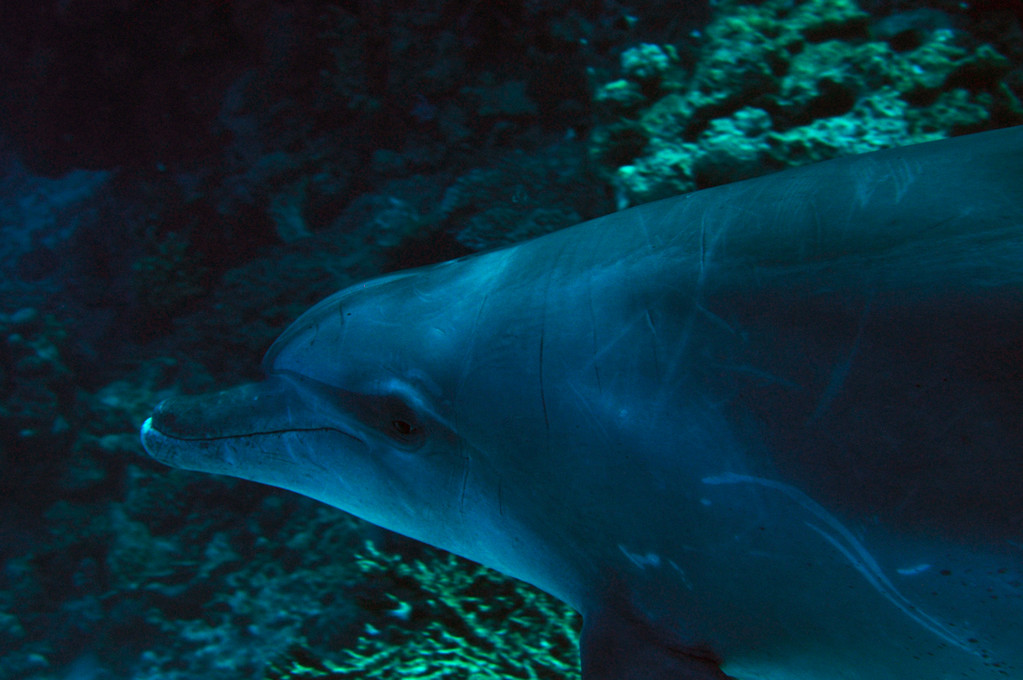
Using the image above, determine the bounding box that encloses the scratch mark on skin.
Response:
[637,207,655,252]
[459,452,470,514]
[539,322,549,438]
[645,309,661,375]
[619,544,662,569]
[584,308,655,371]
[810,199,823,260]
[700,215,707,279]
[809,298,872,425]
[586,270,602,393]
[617,546,696,591]
[702,472,976,654]
[673,209,728,373]
[695,304,737,335]
[891,158,919,204]
[564,380,613,448]
[537,242,569,448]
[897,563,931,576]
[456,292,490,430]
[668,559,695,590]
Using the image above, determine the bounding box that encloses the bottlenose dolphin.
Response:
[141,126,1023,680]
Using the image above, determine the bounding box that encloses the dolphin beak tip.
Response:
[140,415,170,462]
[139,416,156,456]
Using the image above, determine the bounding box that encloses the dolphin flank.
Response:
[141,127,1023,680]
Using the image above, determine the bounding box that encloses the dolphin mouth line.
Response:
[146,421,363,445]
[141,418,365,454]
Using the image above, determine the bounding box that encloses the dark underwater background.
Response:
[0,0,1021,678]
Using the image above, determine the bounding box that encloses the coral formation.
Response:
[0,309,76,495]
[590,0,1023,205]
[267,542,580,680]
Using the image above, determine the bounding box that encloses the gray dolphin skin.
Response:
[141,126,1023,680]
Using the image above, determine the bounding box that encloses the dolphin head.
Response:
[141,255,520,567]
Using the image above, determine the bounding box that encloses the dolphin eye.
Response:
[392,419,417,436]
[380,395,424,447]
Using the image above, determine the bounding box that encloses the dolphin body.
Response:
[141,127,1023,680]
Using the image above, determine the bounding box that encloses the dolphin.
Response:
[141,126,1023,680]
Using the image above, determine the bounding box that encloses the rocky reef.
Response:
[590,0,1022,205]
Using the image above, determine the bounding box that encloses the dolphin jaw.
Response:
[137,376,372,478]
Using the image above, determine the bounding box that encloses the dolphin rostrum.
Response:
[141,127,1023,680]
